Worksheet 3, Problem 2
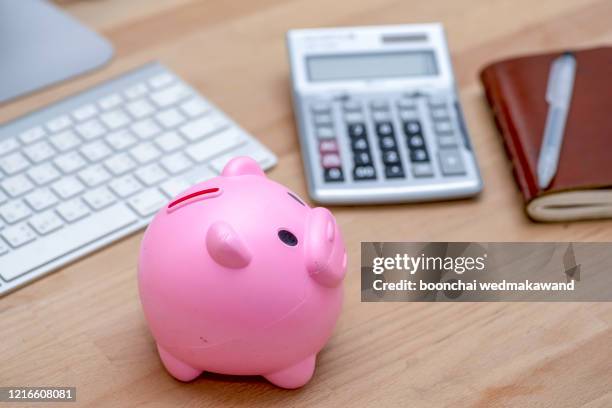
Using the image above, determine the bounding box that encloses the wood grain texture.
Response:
[1,0,612,406]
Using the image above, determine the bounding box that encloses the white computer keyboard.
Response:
[0,62,277,295]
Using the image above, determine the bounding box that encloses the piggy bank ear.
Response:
[206,221,252,269]
[222,156,265,177]
[305,207,346,287]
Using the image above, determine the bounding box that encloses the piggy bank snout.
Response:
[305,207,346,288]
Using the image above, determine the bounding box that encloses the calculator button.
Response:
[310,102,331,114]
[353,165,376,181]
[319,140,339,153]
[403,121,422,135]
[431,107,449,120]
[348,123,367,138]
[342,100,362,112]
[439,148,466,175]
[351,137,369,151]
[438,134,458,147]
[399,110,418,121]
[313,114,333,126]
[379,136,397,151]
[345,112,366,123]
[385,164,405,179]
[428,95,447,108]
[321,153,341,168]
[412,163,434,177]
[375,122,394,137]
[434,121,453,134]
[316,126,335,139]
[382,150,400,165]
[410,148,429,162]
[324,168,344,182]
[407,134,425,148]
[397,99,417,110]
[370,100,389,111]
[354,151,372,166]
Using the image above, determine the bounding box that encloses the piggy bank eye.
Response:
[278,229,298,246]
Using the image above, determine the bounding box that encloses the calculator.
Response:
[286,24,482,204]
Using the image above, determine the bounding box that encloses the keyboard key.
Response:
[72,104,98,122]
[27,163,61,185]
[208,144,273,174]
[179,113,228,141]
[351,137,369,151]
[135,163,168,186]
[375,122,393,136]
[2,175,34,197]
[99,93,123,110]
[181,166,217,184]
[180,98,210,118]
[319,140,339,154]
[46,115,72,132]
[150,83,190,107]
[109,175,143,198]
[124,83,148,99]
[0,137,20,155]
[0,152,29,175]
[100,110,130,130]
[2,223,36,248]
[435,121,453,134]
[0,239,8,255]
[149,73,174,89]
[49,130,81,152]
[412,163,434,177]
[54,151,87,173]
[29,211,64,235]
[127,188,167,216]
[160,151,192,174]
[324,168,343,182]
[348,123,366,138]
[382,150,400,165]
[78,164,111,187]
[0,204,138,281]
[160,178,190,198]
[410,148,429,162]
[24,188,58,211]
[385,164,405,179]
[131,119,161,139]
[52,176,85,199]
[403,120,422,135]
[315,126,335,139]
[439,148,466,175]
[104,153,136,175]
[156,108,186,129]
[83,186,116,210]
[125,99,155,119]
[0,190,6,205]
[321,153,341,169]
[154,131,185,152]
[185,128,245,163]
[0,200,32,224]
[407,134,425,148]
[80,140,113,162]
[75,119,106,140]
[57,198,90,222]
[379,136,397,151]
[353,165,376,181]
[23,140,56,163]
[106,129,137,150]
[438,134,457,147]
[130,143,161,164]
[19,127,45,144]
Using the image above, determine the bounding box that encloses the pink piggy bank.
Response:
[138,157,347,389]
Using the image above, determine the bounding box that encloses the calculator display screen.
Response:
[306,51,438,82]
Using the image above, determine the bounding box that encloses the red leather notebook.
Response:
[480,47,612,222]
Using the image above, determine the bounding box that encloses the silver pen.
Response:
[537,52,576,189]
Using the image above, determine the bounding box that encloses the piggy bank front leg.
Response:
[157,344,202,382]
[263,354,316,389]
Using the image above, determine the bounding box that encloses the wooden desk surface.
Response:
[2,1,612,407]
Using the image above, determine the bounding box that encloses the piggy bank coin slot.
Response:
[287,192,306,206]
[167,187,222,212]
